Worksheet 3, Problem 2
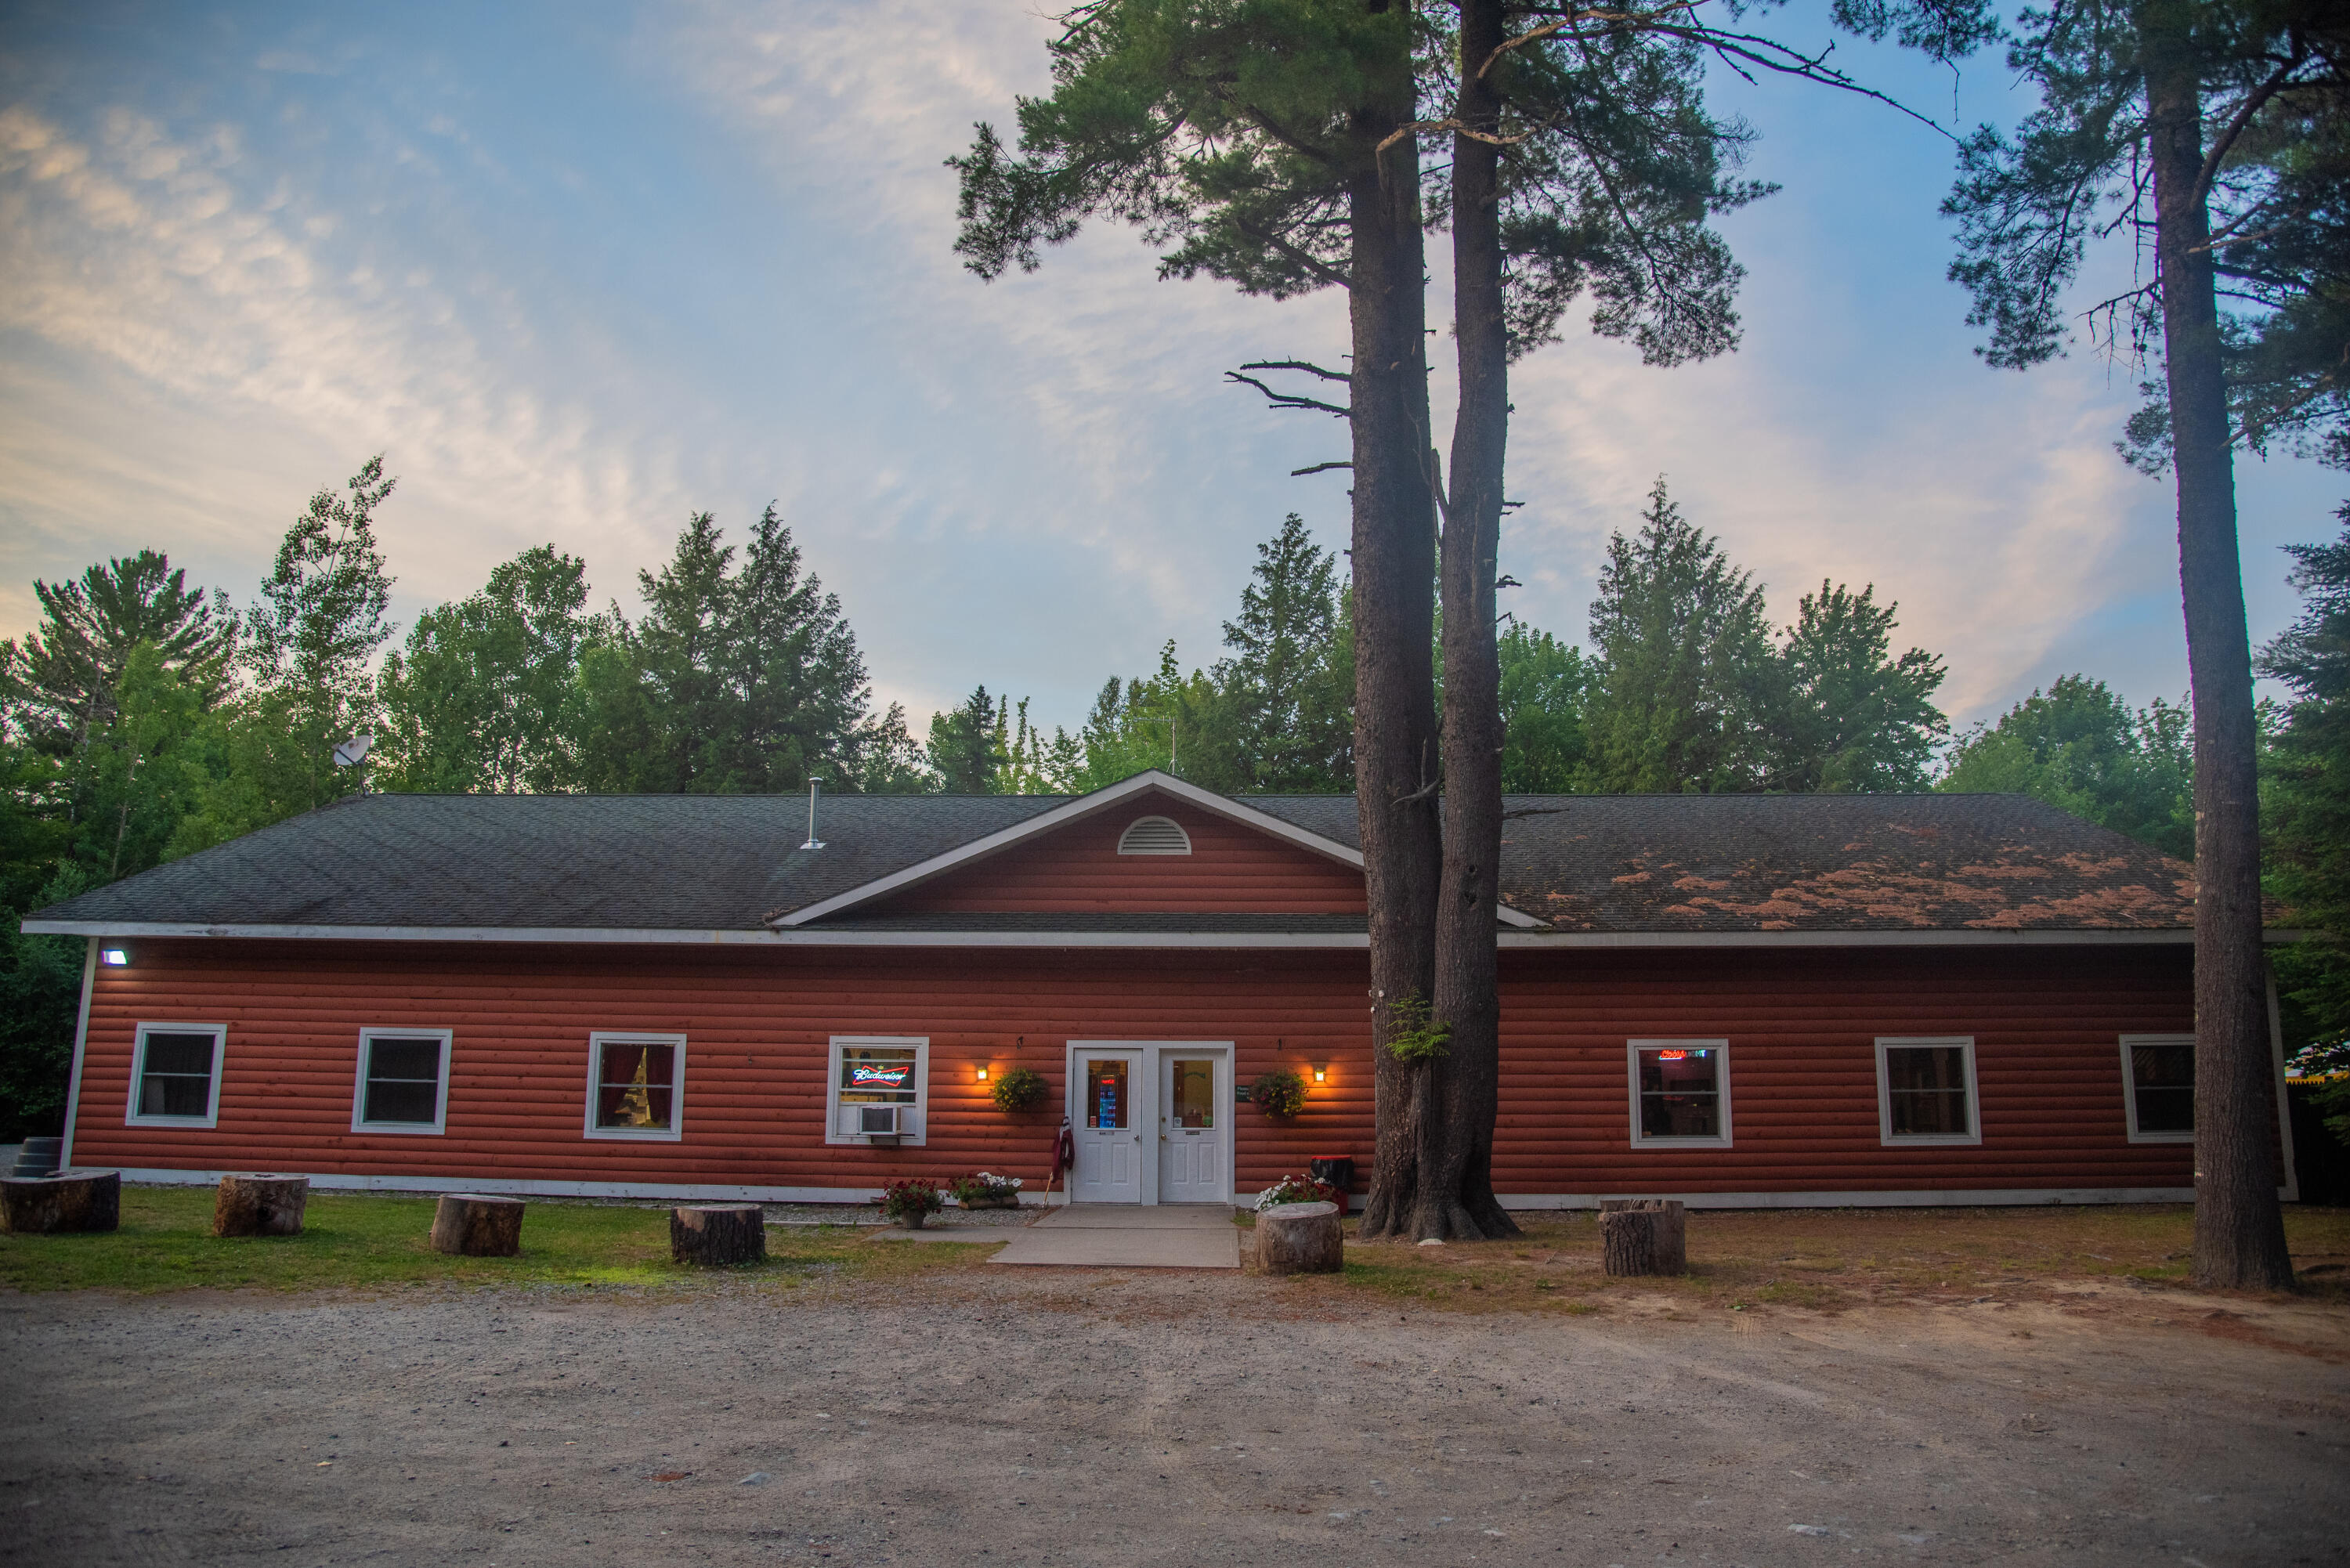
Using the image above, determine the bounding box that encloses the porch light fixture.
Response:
[100,947,128,966]
[975,1065,990,1082]
[1312,1064,1327,1084]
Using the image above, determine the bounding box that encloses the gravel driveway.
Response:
[4,1267,2345,1566]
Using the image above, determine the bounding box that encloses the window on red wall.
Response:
[1627,1041,1732,1147]
[584,1033,686,1141]
[1876,1037,1981,1146]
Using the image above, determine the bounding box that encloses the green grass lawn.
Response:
[0,1187,1000,1294]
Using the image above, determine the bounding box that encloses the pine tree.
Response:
[2260,505,2350,1062]
[1212,514,1353,793]
[1930,0,2341,1290]
[1583,481,1778,793]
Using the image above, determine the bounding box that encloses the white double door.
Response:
[1067,1042,1229,1205]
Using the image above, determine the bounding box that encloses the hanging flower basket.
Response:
[990,1065,1049,1113]
[1252,1068,1307,1119]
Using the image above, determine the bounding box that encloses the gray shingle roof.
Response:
[24,783,2198,937]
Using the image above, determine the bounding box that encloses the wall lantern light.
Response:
[975,1064,990,1082]
[1312,1063,1328,1084]
[100,948,129,966]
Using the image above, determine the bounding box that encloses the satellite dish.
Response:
[333,734,374,768]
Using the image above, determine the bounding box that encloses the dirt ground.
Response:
[5,1252,2347,1568]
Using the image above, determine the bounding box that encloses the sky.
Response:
[0,0,2341,742]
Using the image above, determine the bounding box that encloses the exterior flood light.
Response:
[100,948,128,966]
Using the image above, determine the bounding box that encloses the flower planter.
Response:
[959,1194,1021,1210]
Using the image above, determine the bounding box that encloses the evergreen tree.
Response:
[575,508,873,795]
[928,686,1004,795]
[1929,0,2341,1290]
[728,506,871,793]
[0,550,235,752]
[844,703,941,795]
[1211,514,1353,793]
[956,2,1449,1232]
[2261,504,2350,1074]
[1939,677,2195,858]
[379,545,605,793]
[1583,481,1779,793]
[1773,582,1949,792]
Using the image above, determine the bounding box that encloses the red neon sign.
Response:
[1658,1050,1687,1060]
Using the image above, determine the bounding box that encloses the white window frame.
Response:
[125,1022,226,1129]
[1626,1039,1734,1148]
[826,1035,930,1147]
[2120,1033,2196,1144]
[350,1027,454,1136]
[583,1031,689,1142]
[1875,1036,1982,1147]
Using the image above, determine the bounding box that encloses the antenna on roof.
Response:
[801,774,826,851]
[332,733,374,795]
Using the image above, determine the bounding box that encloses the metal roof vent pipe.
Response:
[801,775,826,851]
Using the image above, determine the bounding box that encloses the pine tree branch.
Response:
[1224,370,1351,417]
[1289,461,1354,475]
[1239,359,1352,384]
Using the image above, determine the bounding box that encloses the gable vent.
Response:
[1117,815,1192,856]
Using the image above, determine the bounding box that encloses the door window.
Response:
[1168,1058,1215,1129]
[1087,1058,1130,1129]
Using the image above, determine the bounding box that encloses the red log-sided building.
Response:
[23,771,2299,1209]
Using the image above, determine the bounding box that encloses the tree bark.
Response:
[2142,15,2295,1292]
[213,1173,309,1237]
[430,1194,525,1256]
[1355,0,1517,1243]
[1600,1198,1687,1277]
[1418,0,1520,1243]
[1350,3,1446,1241]
[0,1169,120,1234]
[1256,1200,1345,1274]
[671,1205,767,1266]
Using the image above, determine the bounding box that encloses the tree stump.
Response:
[1256,1200,1343,1274]
[1600,1198,1687,1277]
[0,1169,120,1234]
[213,1173,309,1237]
[429,1194,525,1257]
[671,1205,766,1266]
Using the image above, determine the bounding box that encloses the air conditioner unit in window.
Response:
[859,1104,904,1139]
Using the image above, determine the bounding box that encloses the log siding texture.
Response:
[870,797,1365,916]
[69,939,2200,1200]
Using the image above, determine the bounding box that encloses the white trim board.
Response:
[1493,1187,2207,1209]
[102,1169,902,1205]
[99,1169,2228,1211]
[57,938,96,1169]
[21,921,2240,949]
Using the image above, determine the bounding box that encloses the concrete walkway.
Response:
[988,1202,1242,1270]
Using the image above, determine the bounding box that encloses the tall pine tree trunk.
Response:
[1364,0,1517,1242]
[2142,13,2294,1292]
[1348,5,1444,1241]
